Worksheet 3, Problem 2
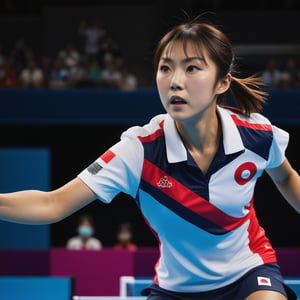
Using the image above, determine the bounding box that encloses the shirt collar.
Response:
[163,106,245,163]
[217,106,244,155]
[164,114,187,163]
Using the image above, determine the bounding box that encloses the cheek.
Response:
[156,74,169,92]
[156,77,168,109]
[189,74,216,93]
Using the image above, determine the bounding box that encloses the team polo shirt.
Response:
[78,105,289,292]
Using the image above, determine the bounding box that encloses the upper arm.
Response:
[50,177,98,221]
[266,158,300,213]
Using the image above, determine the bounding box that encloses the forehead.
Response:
[160,39,207,60]
[81,219,92,225]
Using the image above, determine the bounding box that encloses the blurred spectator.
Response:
[99,55,122,88]
[68,61,86,87]
[40,55,52,88]
[261,58,281,88]
[8,37,33,74]
[19,57,43,88]
[0,58,18,88]
[58,42,81,70]
[278,72,294,88]
[66,214,102,250]
[98,35,122,66]
[88,56,103,86]
[49,57,69,89]
[74,67,96,89]
[119,66,138,90]
[78,19,107,58]
[114,222,137,251]
[281,58,300,88]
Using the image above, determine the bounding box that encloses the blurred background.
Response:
[0,1,300,298]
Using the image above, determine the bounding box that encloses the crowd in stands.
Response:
[260,57,300,89]
[1,18,300,91]
[0,20,138,90]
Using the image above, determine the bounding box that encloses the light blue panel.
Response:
[0,277,72,300]
[0,148,50,249]
[125,277,153,297]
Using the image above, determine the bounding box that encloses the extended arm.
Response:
[0,178,97,225]
[267,158,300,214]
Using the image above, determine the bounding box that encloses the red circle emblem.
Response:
[234,162,257,185]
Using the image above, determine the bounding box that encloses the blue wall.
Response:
[0,148,50,249]
[0,277,72,300]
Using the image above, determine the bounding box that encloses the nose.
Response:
[171,84,182,91]
[170,70,183,91]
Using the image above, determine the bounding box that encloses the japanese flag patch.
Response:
[257,276,272,286]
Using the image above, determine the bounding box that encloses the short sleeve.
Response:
[266,125,289,169]
[78,134,144,203]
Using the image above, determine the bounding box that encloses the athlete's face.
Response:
[156,40,230,123]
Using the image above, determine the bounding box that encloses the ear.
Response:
[215,73,232,95]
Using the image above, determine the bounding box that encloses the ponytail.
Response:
[227,75,268,117]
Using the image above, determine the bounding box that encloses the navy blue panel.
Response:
[140,179,229,235]
[237,126,273,160]
[142,134,167,167]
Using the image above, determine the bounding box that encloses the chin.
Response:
[168,110,200,123]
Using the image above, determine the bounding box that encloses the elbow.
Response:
[49,203,68,224]
[46,191,68,224]
[48,211,65,224]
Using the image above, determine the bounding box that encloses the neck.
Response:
[81,237,89,243]
[120,240,130,246]
[175,106,220,152]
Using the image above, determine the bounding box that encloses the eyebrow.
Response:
[160,56,207,65]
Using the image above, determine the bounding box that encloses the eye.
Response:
[186,65,199,73]
[159,65,170,73]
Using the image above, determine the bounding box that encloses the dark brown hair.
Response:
[154,22,268,117]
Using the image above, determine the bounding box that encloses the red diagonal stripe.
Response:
[142,159,249,231]
[231,115,272,131]
[220,105,241,114]
[138,120,165,143]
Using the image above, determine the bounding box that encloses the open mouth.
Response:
[169,96,187,105]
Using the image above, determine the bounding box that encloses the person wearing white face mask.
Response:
[66,214,102,250]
